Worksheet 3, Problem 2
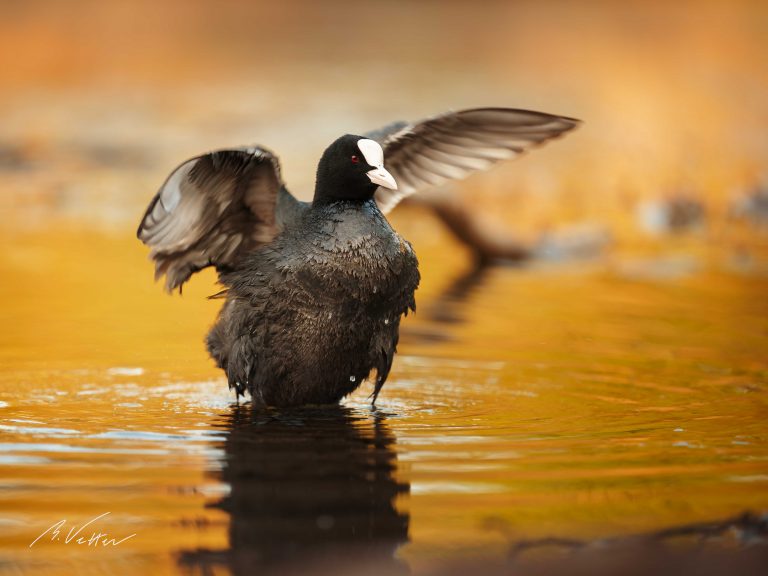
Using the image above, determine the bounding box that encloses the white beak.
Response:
[357,138,398,190]
[366,166,398,190]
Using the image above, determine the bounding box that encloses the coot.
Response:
[137,108,579,406]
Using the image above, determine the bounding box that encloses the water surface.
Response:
[1,229,767,574]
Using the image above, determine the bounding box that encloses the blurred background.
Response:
[1,0,766,237]
[1,1,767,575]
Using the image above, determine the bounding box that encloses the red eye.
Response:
[351,155,359,163]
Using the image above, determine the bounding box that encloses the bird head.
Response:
[314,134,397,204]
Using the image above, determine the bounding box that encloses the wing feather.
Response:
[137,146,296,292]
[368,107,580,213]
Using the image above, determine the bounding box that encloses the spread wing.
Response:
[367,108,581,213]
[137,146,300,292]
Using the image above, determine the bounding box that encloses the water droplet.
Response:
[350,376,356,382]
[384,319,389,325]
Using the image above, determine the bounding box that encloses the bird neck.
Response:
[312,173,376,206]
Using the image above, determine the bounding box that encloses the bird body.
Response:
[207,197,419,406]
[137,108,580,406]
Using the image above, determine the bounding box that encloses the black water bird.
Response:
[137,108,579,406]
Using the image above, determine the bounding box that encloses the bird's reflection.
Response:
[181,404,410,576]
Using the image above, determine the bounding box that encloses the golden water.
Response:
[1,223,766,575]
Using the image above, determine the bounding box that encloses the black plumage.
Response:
[137,108,580,406]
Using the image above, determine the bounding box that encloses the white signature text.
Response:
[29,512,137,548]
